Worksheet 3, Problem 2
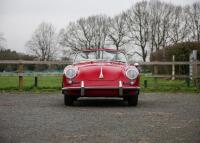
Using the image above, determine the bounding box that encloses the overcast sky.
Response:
[0,0,198,53]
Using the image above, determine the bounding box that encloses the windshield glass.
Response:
[74,50,127,63]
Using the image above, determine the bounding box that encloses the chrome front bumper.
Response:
[62,81,140,97]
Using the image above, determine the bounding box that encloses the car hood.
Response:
[74,62,126,81]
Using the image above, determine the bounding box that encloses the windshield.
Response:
[74,50,127,63]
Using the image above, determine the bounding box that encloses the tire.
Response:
[64,94,73,106]
[128,93,138,106]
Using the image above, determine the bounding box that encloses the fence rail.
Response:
[0,60,200,65]
[0,60,71,65]
[0,60,199,90]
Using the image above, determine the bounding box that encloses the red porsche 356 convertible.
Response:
[62,48,140,106]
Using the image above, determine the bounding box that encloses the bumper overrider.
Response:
[62,81,140,97]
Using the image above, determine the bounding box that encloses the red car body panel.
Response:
[62,49,140,98]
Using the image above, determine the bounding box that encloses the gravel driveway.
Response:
[0,93,200,143]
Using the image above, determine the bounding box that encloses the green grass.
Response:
[0,76,62,92]
[140,76,199,92]
[0,76,199,93]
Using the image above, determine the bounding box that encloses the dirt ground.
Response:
[0,92,200,143]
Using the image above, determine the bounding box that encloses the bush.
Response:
[150,42,200,75]
[150,42,200,61]
[0,49,36,72]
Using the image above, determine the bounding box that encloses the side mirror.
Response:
[134,63,141,72]
[134,63,139,67]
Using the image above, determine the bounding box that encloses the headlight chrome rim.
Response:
[64,66,78,79]
[126,68,139,80]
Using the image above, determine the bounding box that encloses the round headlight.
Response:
[126,68,139,80]
[64,66,77,79]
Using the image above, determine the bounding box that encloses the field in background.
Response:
[0,76,62,91]
[0,75,198,92]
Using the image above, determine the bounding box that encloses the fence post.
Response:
[172,55,175,80]
[18,64,24,91]
[191,50,198,85]
[34,76,38,87]
[193,60,198,86]
[144,80,148,88]
[153,65,158,89]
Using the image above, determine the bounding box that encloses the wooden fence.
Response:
[0,60,199,90]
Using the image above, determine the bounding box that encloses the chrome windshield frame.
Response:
[73,50,128,64]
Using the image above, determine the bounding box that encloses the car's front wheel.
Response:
[64,94,73,106]
[128,94,138,106]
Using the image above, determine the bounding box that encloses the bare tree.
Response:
[0,33,6,50]
[149,0,174,52]
[91,15,109,48]
[126,1,149,62]
[59,22,85,51]
[169,6,190,44]
[78,17,95,48]
[185,2,200,42]
[59,15,109,51]
[107,13,129,50]
[59,0,199,61]
[26,22,58,61]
